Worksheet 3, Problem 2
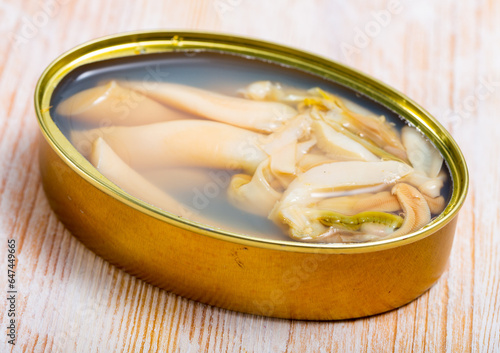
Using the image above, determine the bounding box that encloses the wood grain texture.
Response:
[0,0,498,352]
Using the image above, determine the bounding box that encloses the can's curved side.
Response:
[39,137,458,320]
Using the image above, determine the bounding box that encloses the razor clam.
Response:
[401,126,443,178]
[245,82,408,161]
[90,137,200,221]
[120,80,298,133]
[72,120,268,173]
[401,126,446,198]
[57,80,189,126]
[384,183,431,239]
[269,160,413,240]
[312,120,379,161]
[227,159,283,217]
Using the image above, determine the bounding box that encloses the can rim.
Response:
[34,30,469,254]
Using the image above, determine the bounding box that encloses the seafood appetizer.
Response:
[56,77,448,243]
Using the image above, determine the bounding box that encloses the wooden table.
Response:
[1,0,498,352]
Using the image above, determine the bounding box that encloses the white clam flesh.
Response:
[62,79,449,244]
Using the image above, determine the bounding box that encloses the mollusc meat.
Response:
[57,77,450,243]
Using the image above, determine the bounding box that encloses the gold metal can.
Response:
[35,31,468,320]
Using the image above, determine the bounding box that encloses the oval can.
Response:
[35,31,468,320]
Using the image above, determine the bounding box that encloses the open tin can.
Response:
[35,31,468,320]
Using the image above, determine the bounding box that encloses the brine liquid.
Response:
[51,51,451,241]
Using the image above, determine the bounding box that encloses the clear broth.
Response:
[51,51,452,242]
